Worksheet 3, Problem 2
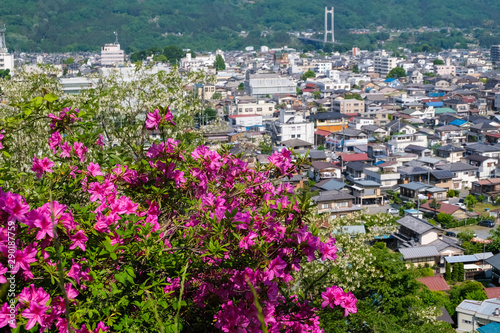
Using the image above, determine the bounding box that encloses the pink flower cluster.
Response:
[321,286,357,317]
[31,156,55,178]
[145,107,175,130]
[0,130,4,150]
[268,149,295,176]
[48,107,81,130]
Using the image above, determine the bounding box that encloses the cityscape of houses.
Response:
[8,22,500,331]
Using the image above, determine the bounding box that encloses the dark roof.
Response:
[311,161,338,170]
[309,112,347,121]
[436,162,478,172]
[281,139,313,148]
[430,170,454,180]
[427,236,463,252]
[398,166,430,176]
[436,144,465,153]
[308,150,327,160]
[404,144,429,152]
[435,125,462,132]
[345,161,367,171]
[486,253,500,269]
[437,307,454,325]
[397,215,442,234]
[312,190,355,202]
[466,143,500,153]
[465,154,491,162]
[469,122,498,131]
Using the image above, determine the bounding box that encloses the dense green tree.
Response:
[63,57,75,65]
[451,264,459,282]
[433,59,444,65]
[163,45,185,64]
[444,263,451,281]
[211,92,222,100]
[0,69,11,79]
[352,64,359,73]
[457,263,465,282]
[386,67,406,79]
[429,199,441,211]
[238,83,244,91]
[214,54,226,71]
[301,69,316,81]
[448,281,487,316]
[464,194,477,211]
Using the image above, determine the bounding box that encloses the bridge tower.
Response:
[324,7,334,43]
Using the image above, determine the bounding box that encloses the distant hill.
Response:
[1,0,500,52]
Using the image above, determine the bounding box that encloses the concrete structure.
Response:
[245,72,296,98]
[235,99,275,117]
[228,114,263,131]
[0,26,14,73]
[59,77,98,95]
[332,99,365,114]
[268,108,314,144]
[434,58,456,76]
[100,33,124,66]
[374,56,398,77]
[491,45,500,65]
[324,7,334,43]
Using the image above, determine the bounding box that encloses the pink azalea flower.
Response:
[48,131,62,154]
[69,230,88,251]
[0,302,16,328]
[11,246,37,275]
[239,232,257,250]
[73,142,87,162]
[145,109,162,130]
[3,192,30,222]
[164,107,176,125]
[60,142,72,158]
[341,291,357,317]
[65,283,79,300]
[21,302,47,330]
[87,163,103,177]
[0,131,4,150]
[33,211,53,240]
[321,286,345,309]
[265,256,287,281]
[95,321,110,332]
[95,133,104,147]
[0,264,7,283]
[31,156,55,178]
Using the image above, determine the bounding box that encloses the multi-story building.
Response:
[387,133,428,153]
[332,99,365,114]
[268,108,314,144]
[456,298,500,332]
[100,43,124,66]
[374,56,398,77]
[491,45,500,64]
[245,72,296,98]
[0,26,14,72]
[235,99,275,117]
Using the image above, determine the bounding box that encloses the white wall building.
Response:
[235,99,275,117]
[228,114,263,131]
[245,72,296,98]
[269,108,314,144]
[0,26,14,73]
[374,56,398,76]
[101,43,124,66]
[456,299,500,332]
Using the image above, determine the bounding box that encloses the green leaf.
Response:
[44,92,59,103]
[110,252,117,260]
[2,151,11,159]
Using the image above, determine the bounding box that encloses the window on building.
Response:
[292,127,296,131]
[291,135,296,138]
[297,126,301,131]
[462,320,472,325]
[321,204,329,209]
[336,201,349,208]
[257,108,262,111]
[297,135,301,138]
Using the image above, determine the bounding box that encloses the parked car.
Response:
[478,220,495,228]
[386,208,399,214]
[445,231,457,238]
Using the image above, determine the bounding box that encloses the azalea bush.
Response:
[0,92,356,332]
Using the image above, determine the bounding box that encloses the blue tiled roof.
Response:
[384,78,396,82]
[426,101,444,107]
[478,323,500,333]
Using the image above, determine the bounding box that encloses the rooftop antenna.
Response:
[114,31,119,45]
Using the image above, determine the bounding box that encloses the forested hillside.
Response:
[2,0,500,52]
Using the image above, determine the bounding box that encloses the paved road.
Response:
[449,223,497,240]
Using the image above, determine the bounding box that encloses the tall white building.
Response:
[0,26,14,73]
[100,33,124,66]
[268,107,314,144]
[374,56,398,77]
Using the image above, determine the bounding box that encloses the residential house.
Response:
[345,161,368,179]
[398,166,431,184]
[435,125,466,144]
[394,215,463,265]
[455,299,500,332]
[348,179,383,206]
[429,170,455,190]
[435,144,465,163]
[471,178,500,202]
[228,114,263,131]
[309,161,342,181]
[364,168,401,190]
[404,144,432,157]
[399,182,448,202]
[268,108,315,144]
[443,99,469,117]
[310,112,348,133]
[468,122,499,143]
[465,143,500,158]
[465,155,497,179]
[486,253,500,285]
[387,133,428,153]
[420,201,468,221]
[311,190,361,218]
[436,162,479,190]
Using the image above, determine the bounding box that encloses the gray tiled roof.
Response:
[486,253,500,269]
[457,298,500,316]
[399,246,440,259]
[430,170,454,180]
[427,236,463,252]
[398,182,431,191]
[312,190,355,202]
[436,162,478,172]
[397,215,441,234]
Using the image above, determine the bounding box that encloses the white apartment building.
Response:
[245,72,296,98]
[101,43,124,66]
[59,77,98,95]
[235,99,275,117]
[434,58,456,76]
[228,114,263,131]
[387,133,428,153]
[306,78,350,91]
[0,26,14,72]
[314,62,333,74]
[374,56,398,77]
[269,108,314,144]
